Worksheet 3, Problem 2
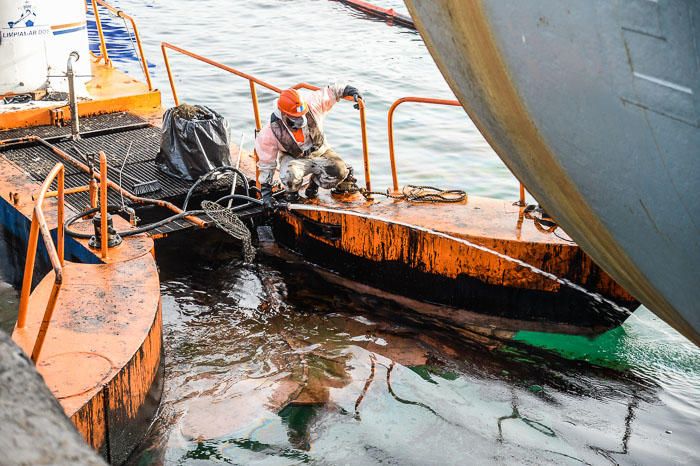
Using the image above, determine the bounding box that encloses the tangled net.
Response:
[201,200,255,263]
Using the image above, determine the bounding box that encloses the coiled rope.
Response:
[360,185,466,203]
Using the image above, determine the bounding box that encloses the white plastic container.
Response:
[0,0,91,96]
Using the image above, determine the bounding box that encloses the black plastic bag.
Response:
[156,104,231,181]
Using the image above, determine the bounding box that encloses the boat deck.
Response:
[0,113,242,236]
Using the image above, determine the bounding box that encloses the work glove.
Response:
[342,85,364,110]
[261,183,277,214]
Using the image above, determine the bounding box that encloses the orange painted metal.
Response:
[249,81,262,188]
[93,0,153,90]
[46,185,90,198]
[15,163,66,362]
[90,0,110,66]
[160,43,371,189]
[279,190,637,306]
[99,152,108,259]
[357,99,371,192]
[387,97,459,191]
[387,96,525,200]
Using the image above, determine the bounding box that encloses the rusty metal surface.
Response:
[403,0,699,345]
[239,149,635,326]
[275,193,636,328]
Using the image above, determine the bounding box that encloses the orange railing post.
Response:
[17,216,40,328]
[357,98,371,192]
[90,0,110,65]
[161,44,179,106]
[387,97,460,191]
[249,80,262,189]
[99,152,108,259]
[16,163,66,362]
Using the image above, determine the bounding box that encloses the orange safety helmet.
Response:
[277,88,309,117]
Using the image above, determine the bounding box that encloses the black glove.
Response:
[261,183,276,214]
[342,85,363,109]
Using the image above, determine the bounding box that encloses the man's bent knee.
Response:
[280,170,304,192]
[316,158,349,189]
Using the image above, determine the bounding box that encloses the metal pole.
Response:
[228,133,245,208]
[57,168,64,266]
[67,52,80,140]
[358,99,371,192]
[161,44,179,106]
[17,217,40,328]
[99,152,108,259]
[387,99,401,191]
[91,0,110,64]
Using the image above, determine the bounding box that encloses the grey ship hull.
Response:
[405,0,699,345]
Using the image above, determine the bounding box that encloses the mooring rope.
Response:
[360,185,466,203]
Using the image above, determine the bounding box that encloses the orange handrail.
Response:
[160,42,372,191]
[17,163,66,363]
[387,96,526,205]
[90,0,110,66]
[90,0,153,90]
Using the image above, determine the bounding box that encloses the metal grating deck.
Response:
[0,112,148,140]
[0,113,240,225]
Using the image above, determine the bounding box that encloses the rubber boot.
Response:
[305,179,319,199]
[331,166,359,195]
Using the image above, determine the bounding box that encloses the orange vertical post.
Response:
[57,169,64,266]
[519,183,526,206]
[249,80,262,188]
[99,152,108,259]
[91,0,110,65]
[161,44,180,106]
[17,217,40,328]
[358,99,371,192]
[387,99,401,191]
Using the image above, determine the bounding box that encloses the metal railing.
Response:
[387,96,526,205]
[89,0,153,91]
[17,163,66,363]
[160,42,372,191]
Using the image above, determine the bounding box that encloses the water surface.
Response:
[129,241,699,465]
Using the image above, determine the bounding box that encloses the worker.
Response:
[255,84,363,211]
